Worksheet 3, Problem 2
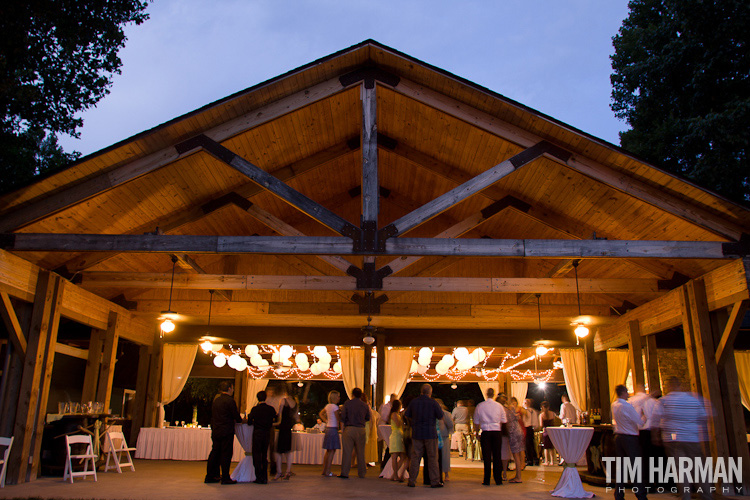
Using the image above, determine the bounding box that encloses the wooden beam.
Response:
[54,343,88,360]
[643,334,660,392]
[714,300,749,369]
[392,78,746,241]
[82,329,104,403]
[0,76,350,233]
[685,279,730,465]
[595,259,750,350]
[518,260,576,304]
[0,292,26,354]
[361,83,379,224]
[96,311,121,410]
[627,320,645,388]
[380,142,561,238]
[81,272,663,294]
[8,271,60,484]
[172,254,232,301]
[194,135,360,238]
[681,285,703,395]
[8,233,737,259]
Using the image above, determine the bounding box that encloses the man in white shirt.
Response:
[611,385,648,500]
[559,394,578,424]
[473,388,507,485]
[523,399,540,466]
[628,384,659,486]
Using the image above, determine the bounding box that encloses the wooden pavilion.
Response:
[0,40,748,486]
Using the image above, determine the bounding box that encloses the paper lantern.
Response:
[279,345,293,359]
[313,346,328,358]
[416,364,428,374]
[454,347,469,361]
[297,360,310,372]
[211,343,223,353]
[418,347,432,359]
[258,359,269,367]
[436,364,449,375]
[228,354,241,370]
[271,352,280,363]
[410,360,419,372]
[319,352,332,365]
[245,344,259,357]
[455,359,471,371]
[310,364,322,375]
[235,357,248,371]
[295,353,308,366]
[333,361,342,373]
[471,348,486,363]
[213,354,227,368]
[250,354,262,366]
[417,355,431,367]
[441,354,455,366]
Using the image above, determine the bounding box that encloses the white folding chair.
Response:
[104,431,136,473]
[0,436,13,488]
[63,434,98,483]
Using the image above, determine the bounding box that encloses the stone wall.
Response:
[657,348,689,393]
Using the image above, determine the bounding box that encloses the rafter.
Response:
[172,254,232,301]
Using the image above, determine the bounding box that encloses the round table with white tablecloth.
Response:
[135,427,244,462]
[545,426,595,498]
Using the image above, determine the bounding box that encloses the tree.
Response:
[0,0,150,193]
[610,0,750,203]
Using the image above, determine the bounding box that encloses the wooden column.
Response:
[595,350,611,422]
[685,279,730,465]
[680,285,703,395]
[363,343,373,404]
[0,301,30,438]
[711,305,750,494]
[239,372,248,414]
[361,81,378,226]
[96,311,121,410]
[643,335,660,393]
[234,370,243,409]
[375,334,386,410]
[143,335,163,428]
[8,271,62,484]
[130,344,151,443]
[81,329,104,403]
[627,320,646,389]
[584,336,601,412]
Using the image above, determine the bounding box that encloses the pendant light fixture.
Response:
[361,291,376,345]
[160,255,179,337]
[534,294,549,358]
[199,290,215,353]
[572,260,589,344]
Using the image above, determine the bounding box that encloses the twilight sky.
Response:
[58,0,632,156]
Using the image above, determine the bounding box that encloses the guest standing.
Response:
[506,397,526,482]
[611,385,648,500]
[361,392,380,465]
[248,390,277,484]
[273,389,297,480]
[319,390,341,477]
[522,399,539,466]
[474,387,506,485]
[539,401,558,465]
[205,381,243,485]
[452,400,470,457]
[378,393,398,468]
[387,399,407,481]
[339,387,370,478]
[560,394,578,424]
[629,384,660,487]
[436,399,454,482]
[404,384,444,488]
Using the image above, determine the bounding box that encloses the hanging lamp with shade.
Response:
[159,255,179,337]
[572,260,589,344]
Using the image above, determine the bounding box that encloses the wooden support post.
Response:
[8,271,61,484]
[595,350,611,422]
[584,337,601,413]
[627,321,646,389]
[375,334,386,410]
[0,302,31,438]
[361,82,378,227]
[711,307,750,494]
[686,279,730,466]
[82,329,104,403]
[715,300,749,369]
[364,343,372,405]
[234,370,243,409]
[30,277,63,481]
[239,372,248,414]
[144,335,163,428]
[96,311,121,410]
[0,292,27,355]
[130,344,151,443]
[644,335,660,393]
[680,285,703,395]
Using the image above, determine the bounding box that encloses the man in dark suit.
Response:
[205,380,243,484]
[248,390,277,484]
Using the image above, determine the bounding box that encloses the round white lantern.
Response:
[271,352,280,363]
[297,360,310,372]
[213,354,227,368]
[228,354,241,370]
[250,354,262,366]
[235,357,248,371]
[471,348,486,363]
[454,347,469,361]
[418,347,432,359]
[333,361,342,373]
[410,360,420,373]
[313,346,328,358]
[245,344,259,357]
[435,364,449,375]
[295,353,308,366]
[417,355,431,367]
[279,345,293,359]
[258,358,269,367]
[441,354,455,366]
[319,352,332,365]
[310,364,322,376]
[416,364,428,374]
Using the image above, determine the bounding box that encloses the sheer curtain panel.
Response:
[159,343,198,427]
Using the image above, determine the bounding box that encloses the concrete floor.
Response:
[0,460,685,500]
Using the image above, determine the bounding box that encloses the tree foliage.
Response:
[610,0,750,203]
[0,0,149,192]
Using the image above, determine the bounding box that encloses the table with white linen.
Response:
[135,427,244,462]
[287,431,342,465]
[230,424,255,482]
[546,426,594,498]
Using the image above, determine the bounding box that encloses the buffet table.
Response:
[135,427,341,464]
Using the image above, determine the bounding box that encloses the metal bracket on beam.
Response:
[351,292,389,314]
[339,67,401,88]
[722,233,750,257]
[657,272,691,291]
[346,262,393,289]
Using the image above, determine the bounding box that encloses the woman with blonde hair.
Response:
[387,399,407,481]
[319,390,341,477]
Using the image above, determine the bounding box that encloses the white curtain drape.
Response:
[560,348,588,412]
[339,348,364,398]
[384,348,415,400]
[735,352,750,410]
[245,377,269,413]
[511,382,528,404]
[478,381,501,400]
[158,343,197,427]
[607,350,630,402]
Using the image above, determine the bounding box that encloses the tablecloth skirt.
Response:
[546,427,594,498]
[230,424,255,482]
[135,428,243,462]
